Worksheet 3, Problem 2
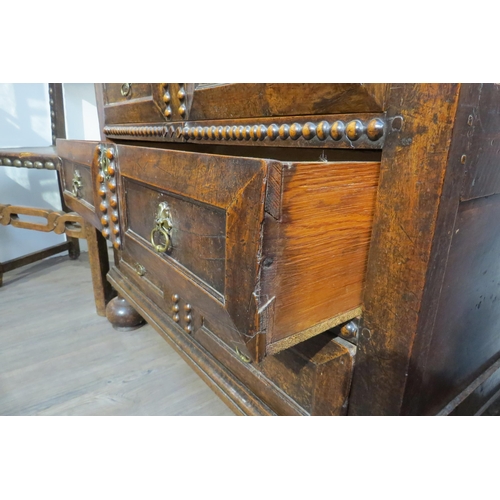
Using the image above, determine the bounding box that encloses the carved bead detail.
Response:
[289,123,302,140]
[172,294,180,303]
[267,124,279,140]
[330,121,345,141]
[173,314,180,323]
[184,303,191,312]
[172,304,180,313]
[346,120,364,141]
[103,118,385,146]
[279,124,290,140]
[302,122,317,140]
[316,121,330,140]
[184,325,193,334]
[366,118,385,141]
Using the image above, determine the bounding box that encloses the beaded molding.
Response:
[104,116,385,148]
[96,145,121,250]
[0,157,57,170]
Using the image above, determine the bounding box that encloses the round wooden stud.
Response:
[34,161,43,169]
[173,314,180,323]
[346,120,364,141]
[13,160,22,167]
[108,180,116,192]
[3,159,12,166]
[102,228,110,238]
[45,162,56,170]
[113,239,121,250]
[172,304,180,313]
[179,104,187,116]
[177,88,186,100]
[185,314,192,323]
[24,161,33,168]
[109,196,118,208]
[184,324,193,334]
[106,296,145,332]
[250,126,257,141]
[172,294,180,303]
[98,186,106,198]
[316,121,330,140]
[101,216,109,227]
[330,121,345,141]
[182,127,190,139]
[164,107,172,118]
[279,124,290,140]
[267,124,279,140]
[163,91,171,103]
[302,122,317,140]
[184,303,192,312]
[366,118,384,141]
[111,211,119,223]
[97,172,105,183]
[99,202,107,213]
[257,125,267,141]
[112,226,120,235]
[289,123,303,140]
[105,149,114,159]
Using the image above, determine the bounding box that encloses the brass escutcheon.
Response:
[121,83,131,96]
[150,202,173,253]
[71,170,82,198]
[135,263,146,276]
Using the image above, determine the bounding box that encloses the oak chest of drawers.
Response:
[58,83,500,415]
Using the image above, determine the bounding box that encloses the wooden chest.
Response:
[57,83,500,415]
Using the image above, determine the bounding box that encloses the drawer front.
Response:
[117,145,268,359]
[102,83,173,125]
[100,83,387,126]
[57,139,100,228]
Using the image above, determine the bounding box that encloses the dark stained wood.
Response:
[108,264,355,416]
[348,84,462,415]
[106,295,145,331]
[411,194,500,415]
[461,84,500,200]
[117,143,268,361]
[188,83,388,120]
[102,83,167,125]
[48,83,66,144]
[85,222,114,316]
[400,84,483,415]
[124,177,226,294]
[103,113,386,150]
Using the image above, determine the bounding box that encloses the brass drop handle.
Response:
[121,83,131,96]
[235,347,251,363]
[150,202,173,253]
[71,170,83,198]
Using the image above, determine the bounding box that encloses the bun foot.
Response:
[106,295,145,331]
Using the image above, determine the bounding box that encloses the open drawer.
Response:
[115,144,380,362]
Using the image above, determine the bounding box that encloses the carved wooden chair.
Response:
[0,83,112,315]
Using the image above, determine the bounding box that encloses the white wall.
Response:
[0,83,100,262]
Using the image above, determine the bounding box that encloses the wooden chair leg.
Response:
[84,221,114,316]
[67,236,80,260]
